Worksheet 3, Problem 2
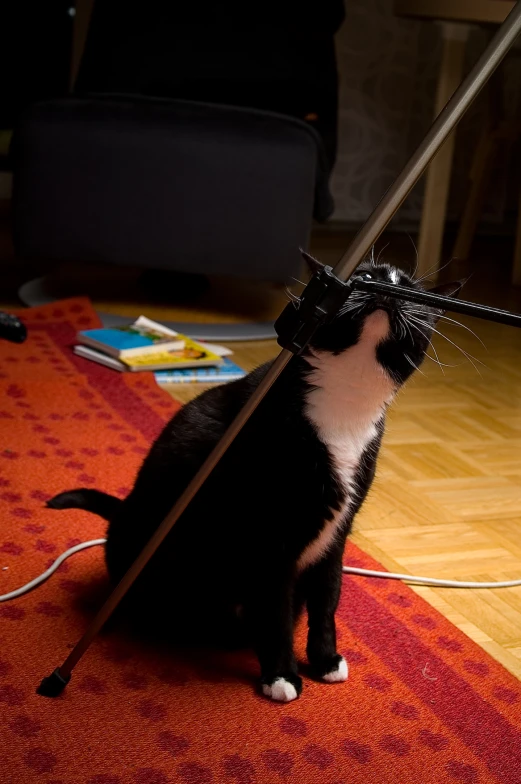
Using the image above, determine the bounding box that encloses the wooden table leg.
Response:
[452,129,497,261]
[417,23,470,279]
[453,65,503,263]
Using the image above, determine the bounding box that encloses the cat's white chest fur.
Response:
[298,310,396,571]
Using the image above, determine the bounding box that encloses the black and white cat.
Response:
[48,256,461,702]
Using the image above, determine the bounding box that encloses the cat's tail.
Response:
[46,488,123,521]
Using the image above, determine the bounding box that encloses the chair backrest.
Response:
[75,1,345,169]
[12,96,332,281]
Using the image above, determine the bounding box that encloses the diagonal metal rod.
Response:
[38,1,521,696]
[354,279,521,329]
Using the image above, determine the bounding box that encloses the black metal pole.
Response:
[354,279,521,329]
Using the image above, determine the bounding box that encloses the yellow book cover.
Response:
[121,336,223,372]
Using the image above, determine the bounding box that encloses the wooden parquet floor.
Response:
[2,212,521,679]
[353,315,521,680]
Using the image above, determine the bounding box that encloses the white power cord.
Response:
[342,566,521,589]
[2,539,521,602]
[0,539,107,602]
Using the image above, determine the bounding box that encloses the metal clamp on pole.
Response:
[275,265,354,354]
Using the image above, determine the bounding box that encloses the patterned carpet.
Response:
[0,299,520,784]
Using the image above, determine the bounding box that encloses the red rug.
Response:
[1,298,520,784]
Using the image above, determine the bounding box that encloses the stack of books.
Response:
[73,316,246,385]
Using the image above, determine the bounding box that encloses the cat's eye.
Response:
[360,273,372,281]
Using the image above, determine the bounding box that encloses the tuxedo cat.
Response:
[48,256,461,702]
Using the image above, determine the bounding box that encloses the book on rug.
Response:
[74,338,224,372]
[73,345,126,371]
[154,358,246,384]
[121,336,223,370]
[77,316,186,359]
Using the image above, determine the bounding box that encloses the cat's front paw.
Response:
[323,655,348,683]
[261,673,303,703]
[312,654,349,683]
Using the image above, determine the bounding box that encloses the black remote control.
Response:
[0,311,27,343]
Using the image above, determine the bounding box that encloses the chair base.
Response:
[18,275,277,342]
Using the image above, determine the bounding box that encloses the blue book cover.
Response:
[78,316,184,359]
[81,328,153,350]
[155,358,246,384]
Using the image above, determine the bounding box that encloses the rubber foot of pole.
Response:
[36,668,71,697]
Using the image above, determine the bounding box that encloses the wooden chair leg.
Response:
[453,131,497,261]
[417,23,469,280]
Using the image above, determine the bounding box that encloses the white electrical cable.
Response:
[0,539,107,602]
[342,566,521,589]
[2,540,521,602]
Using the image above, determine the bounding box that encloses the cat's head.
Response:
[302,252,463,385]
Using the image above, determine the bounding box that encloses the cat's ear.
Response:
[427,280,464,321]
[300,249,325,276]
[427,280,464,299]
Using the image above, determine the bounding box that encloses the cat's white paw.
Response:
[262,678,298,703]
[322,657,348,683]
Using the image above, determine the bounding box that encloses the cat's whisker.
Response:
[395,318,404,340]
[338,304,362,316]
[404,319,439,364]
[285,287,299,309]
[290,276,306,287]
[410,315,486,370]
[430,313,487,351]
[422,337,445,374]
[404,353,425,377]
[407,306,487,351]
[399,313,415,345]
[424,352,450,370]
[404,321,414,344]
[408,315,484,376]
[341,293,366,302]
[403,319,414,343]
[407,233,419,278]
[406,318,459,371]
[376,242,390,264]
[338,296,368,316]
[396,313,408,340]
[415,257,455,285]
[430,327,485,377]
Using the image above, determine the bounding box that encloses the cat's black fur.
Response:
[48,258,461,701]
